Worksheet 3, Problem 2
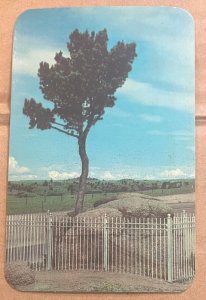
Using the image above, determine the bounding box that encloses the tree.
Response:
[42,180,48,186]
[23,29,137,214]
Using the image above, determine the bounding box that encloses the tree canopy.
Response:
[23,29,136,138]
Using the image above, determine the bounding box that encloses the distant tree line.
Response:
[8,179,194,198]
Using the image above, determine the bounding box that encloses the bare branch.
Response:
[53,121,66,127]
[52,121,79,135]
[51,126,79,138]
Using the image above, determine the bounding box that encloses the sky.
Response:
[9,7,195,181]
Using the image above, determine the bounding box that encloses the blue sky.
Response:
[9,7,195,181]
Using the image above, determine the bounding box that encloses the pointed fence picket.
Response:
[6,211,195,282]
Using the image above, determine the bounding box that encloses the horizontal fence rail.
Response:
[6,211,195,282]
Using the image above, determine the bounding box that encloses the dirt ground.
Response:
[15,270,193,293]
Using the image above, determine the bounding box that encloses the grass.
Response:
[7,192,118,215]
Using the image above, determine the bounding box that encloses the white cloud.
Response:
[143,175,155,180]
[94,168,139,180]
[159,168,186,179]
[26,174,38,179]
[13,32,67,76]
[89,171,96,177]
[119,79,194,113]
[13,48,57,76]
[189,171,195,178]
[48,170,79,180]
[140,114,162,123]
[100,171,115,180]
[9,156,30,175]
[72,7,194,90]
[89,166,194,181]
[8,157,38,180]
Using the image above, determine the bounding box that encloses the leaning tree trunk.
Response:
[75,134,89,214]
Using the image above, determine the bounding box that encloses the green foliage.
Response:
[23,29,136,137]
[42,180,48,186]
[23,99,55,130]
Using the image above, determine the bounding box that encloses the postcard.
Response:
[6,6,195,292]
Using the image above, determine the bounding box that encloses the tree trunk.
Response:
[75,134,89,214]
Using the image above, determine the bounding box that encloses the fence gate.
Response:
[6,211,195,282]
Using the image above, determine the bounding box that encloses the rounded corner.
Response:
[4,265,22,292]
[179,278,196,294]
[173,7,195,25]
[13,8,41,32]
[4,262,35,292]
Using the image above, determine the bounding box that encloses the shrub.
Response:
[118,202,174,219]
[5,261,35,287]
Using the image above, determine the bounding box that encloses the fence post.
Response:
[167,214,173,283]
[183,210,188,259]
[103,214,108,271]
[47,210,53,271]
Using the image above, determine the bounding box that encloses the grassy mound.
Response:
[93,196,118,208]
[81,193,173,219]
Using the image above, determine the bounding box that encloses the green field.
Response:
[7,192,118,215]
[138,185,194,197]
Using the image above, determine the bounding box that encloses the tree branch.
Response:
[83,113,101,137]
[53,121,66,127]
[83,119,93,137]
[52,121,79,134]
[51,126,79,138]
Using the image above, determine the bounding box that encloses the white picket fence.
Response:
[6,211,195,282]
